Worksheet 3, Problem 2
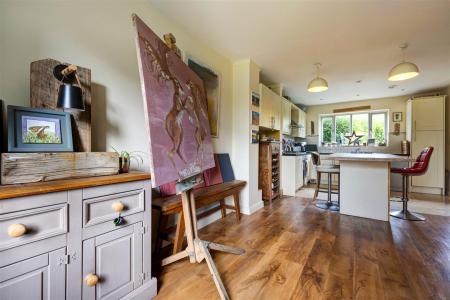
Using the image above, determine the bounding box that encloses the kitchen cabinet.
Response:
[0,173,157,300]
[281,156,303,196]
[281,98,292,135]
[259,84,281,130]
[0,248,66,300]
[407,96,445,195]
[82,223,144,300]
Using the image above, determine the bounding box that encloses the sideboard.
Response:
[0,172,157,300]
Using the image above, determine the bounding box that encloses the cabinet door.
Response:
[259,84,273,128]
[272,95,281,131]
[82,223,144,300]
[282,99,292,134]
[413,97,444,131]
[0,248,66,300]
[411,130,444,189]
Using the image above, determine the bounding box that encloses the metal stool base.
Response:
[315,200,340,211]
[390,209,425,221]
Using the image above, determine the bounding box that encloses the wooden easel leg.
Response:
[208,242,245,255]
[181,190,196,263]
[199,240,231,300]
[161,181,245,300]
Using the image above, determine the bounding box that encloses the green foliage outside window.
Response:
[322,117,332,143]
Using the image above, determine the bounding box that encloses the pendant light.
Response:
[307,63,328,92]
[388,43,419,81]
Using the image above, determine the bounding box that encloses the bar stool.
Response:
[390,146,433,221]
[311,152,340,211]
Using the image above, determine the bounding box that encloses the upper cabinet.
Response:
[412,97,444,131]
[259,84,281,130]
[281,98,292,135]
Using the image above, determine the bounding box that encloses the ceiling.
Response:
[150,0,450,106]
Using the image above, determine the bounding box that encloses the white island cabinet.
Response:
[328,153,411,221]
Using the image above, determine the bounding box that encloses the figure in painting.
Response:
[139,34,187,167]
[186,80,208,160]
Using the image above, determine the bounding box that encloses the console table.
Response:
[0,172,157,300]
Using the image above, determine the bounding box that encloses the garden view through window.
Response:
[320,111,387,145]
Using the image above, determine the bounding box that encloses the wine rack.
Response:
[259,141,280,204]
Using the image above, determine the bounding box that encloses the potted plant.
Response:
[112,147,144,173]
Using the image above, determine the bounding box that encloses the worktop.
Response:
[328,153,411,162]
[0,172,151,200]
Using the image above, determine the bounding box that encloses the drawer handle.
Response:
[8,223,27,237]
[112,202,125,212]
[85,273,99,287]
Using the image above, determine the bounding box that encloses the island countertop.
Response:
[327,153,411,162]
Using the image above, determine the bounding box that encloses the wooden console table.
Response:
[0,172,157,299]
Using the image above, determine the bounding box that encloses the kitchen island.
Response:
[328,153,411,221]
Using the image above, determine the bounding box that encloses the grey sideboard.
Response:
[0,172,157,300]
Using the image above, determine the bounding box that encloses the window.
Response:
[320,111,388,146]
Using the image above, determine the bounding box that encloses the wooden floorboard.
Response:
[153,196,450,300]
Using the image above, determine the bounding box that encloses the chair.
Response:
[311,152,340,211]
[390,146,434,221]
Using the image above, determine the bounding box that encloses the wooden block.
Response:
[1,152,119,185]
[30,58,92,152]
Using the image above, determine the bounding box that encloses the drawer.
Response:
[83,189,145,228]
[0,203,68,251]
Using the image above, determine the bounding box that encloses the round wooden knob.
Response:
[7,223,27,238]
[85,273,99,287]
[112,202,124,212]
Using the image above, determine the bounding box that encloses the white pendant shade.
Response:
[307,77,328,92]
[388,61,419,81]
[388,43,420,81]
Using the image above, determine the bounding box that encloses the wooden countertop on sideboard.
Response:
[0,172,151,200]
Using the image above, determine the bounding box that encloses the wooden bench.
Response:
[153,180,246,255]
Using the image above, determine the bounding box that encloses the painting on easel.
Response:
[132,14,215,187]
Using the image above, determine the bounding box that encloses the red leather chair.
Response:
[390,146,434,221]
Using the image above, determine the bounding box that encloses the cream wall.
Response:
[306,95,410,153]
[0,0,235,227]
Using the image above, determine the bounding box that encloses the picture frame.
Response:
[251,129,259,144]
[393,112,402,122]
[184,53,221,138]
[7,105,73,152]
[251,91,260,107]
[252,111,260,126]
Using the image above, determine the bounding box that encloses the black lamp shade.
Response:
[57,84,85,111]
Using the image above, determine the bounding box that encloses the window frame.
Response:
[319,110,389,146]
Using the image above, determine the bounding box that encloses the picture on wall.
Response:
[133,14,215,187]
[393,112,402,122]
[251,129,259,144]
[22,115,62,144]
[251,92,260,107]
[252,111,259,126]
[186,56,220,138]
[7,106,73,152]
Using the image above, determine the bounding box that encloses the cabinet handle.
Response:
[7,223,27,237]
[85,273,99,287]
[112,201,125,213]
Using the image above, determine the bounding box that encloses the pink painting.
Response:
[132,14,215,187]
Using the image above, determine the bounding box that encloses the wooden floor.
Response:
[154,196,450,300]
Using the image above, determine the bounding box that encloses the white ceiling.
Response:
[150,0,450,106]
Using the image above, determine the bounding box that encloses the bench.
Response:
[153,180,246,255]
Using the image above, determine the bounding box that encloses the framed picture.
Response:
[7,106,73,152]
[251,92,260,107]
[185,54,221,138]
[251,129,259,144]
[252,111,260,126]
[393,112,402,122]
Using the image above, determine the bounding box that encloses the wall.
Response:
[0,0,235,228]
[445,86,450,171]
[305,95,410,153]
[232,60,263,215]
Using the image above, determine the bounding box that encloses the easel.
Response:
[161,174,245,300]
